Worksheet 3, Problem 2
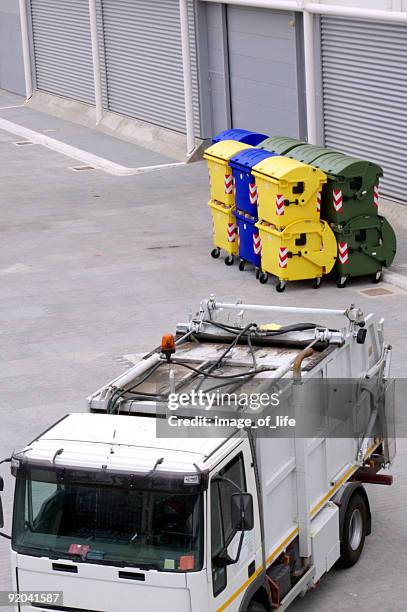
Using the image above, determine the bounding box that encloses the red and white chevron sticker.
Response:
[276,194,285,216]
[249,183,258,206]
[227,222,237,242]
[253,233,262,255]
[333,189,343,212]
[224,174,233,195]
[279,247,288,268]
[374,185,379,208]
[317,191,321,213]
[338,242,349,264]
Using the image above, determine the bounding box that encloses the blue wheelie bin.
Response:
[212,128,269,145]
[234,210,262,274]
[229,149,277,218]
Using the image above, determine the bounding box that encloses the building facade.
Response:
[3,0,407,202]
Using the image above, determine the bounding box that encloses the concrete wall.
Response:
[0,0,25,95]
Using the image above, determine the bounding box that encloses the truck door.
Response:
[208,441,262,612]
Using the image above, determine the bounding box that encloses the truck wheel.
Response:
[339,492,368,568]
[247,603,268,612]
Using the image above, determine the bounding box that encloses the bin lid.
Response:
[252,155,326,183]
[229,149,277,172]
[258,136,305,154]
[212,128,269,145]
[314,153,383,181]
[287,144,341,164]
[204,140,253,162]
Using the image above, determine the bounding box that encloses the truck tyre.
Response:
[247,603,268,612]
[339,492,368,568]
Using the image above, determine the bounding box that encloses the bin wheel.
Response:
[372,270,382,284]
[313,277,322,289]
[276,280,286,293]
[238,260,245,272]
[337,276,348,289]
[255,268,260,280]
[211,248,220,259]
[258,272,268,285]
[225,256,234,266]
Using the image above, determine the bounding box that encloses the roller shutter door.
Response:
[30,0,95,105]
[226,6,302,137]
[101,0,200,133]
[321,17,407,202]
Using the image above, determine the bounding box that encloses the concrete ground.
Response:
[0,94,406,611]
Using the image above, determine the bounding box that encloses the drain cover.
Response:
[70,165,95,172]
[14,140,34,146]
[360,287,394,297]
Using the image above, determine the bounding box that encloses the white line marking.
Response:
[0,104,26,110]
[0,117,185,176]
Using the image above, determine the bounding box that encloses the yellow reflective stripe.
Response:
[265,528,299,566]
[310,441,381,518]
[216,564,264,612]
[217,441,381,610]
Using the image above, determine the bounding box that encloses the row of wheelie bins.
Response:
[204,129,396,290]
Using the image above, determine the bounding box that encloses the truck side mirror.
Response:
[231,493,254,532]
[0,476,4,529]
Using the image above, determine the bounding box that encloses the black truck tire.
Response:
[339,491,368,568]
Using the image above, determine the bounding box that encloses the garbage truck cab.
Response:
[8,414,268,612]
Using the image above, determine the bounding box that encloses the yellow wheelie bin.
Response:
[204,140,253,207]
[255,218,337,292]
[209,199,238,266]
[252,156,327,227]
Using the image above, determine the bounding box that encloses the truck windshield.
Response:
[12,470,203,572]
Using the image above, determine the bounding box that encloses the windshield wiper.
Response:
[103,558,161,570]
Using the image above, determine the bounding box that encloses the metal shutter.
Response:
[101,0,200,133]
[30,0,95,105]
[321,17,407,201]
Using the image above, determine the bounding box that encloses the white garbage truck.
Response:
[0,297,395,612]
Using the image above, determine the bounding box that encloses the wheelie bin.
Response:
[258,136,305,155]
[286,144,342,164]
[209,199,238,266]
[204,140,253,207]
[229,149,277,218]
[252,156,327,227]
[255,219,337,292]
[234,211,262,274]
[212,128,268,145]
[311,153,383,223]
[332,214,397,287]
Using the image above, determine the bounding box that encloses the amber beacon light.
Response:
[161,334,176,362]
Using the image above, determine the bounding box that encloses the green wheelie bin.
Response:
[259,136,306,155]
[287,144,342,164]
[311,153,383,224]
[333,214,397,288]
